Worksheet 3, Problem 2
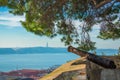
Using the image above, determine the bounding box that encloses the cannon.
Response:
[68,46,116,69]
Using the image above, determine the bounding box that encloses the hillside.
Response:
[0,48,16,54]
[0,47,68,54]
[0,47,118,55]
[40,57,86,80]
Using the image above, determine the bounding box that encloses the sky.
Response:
[0,7,120,49]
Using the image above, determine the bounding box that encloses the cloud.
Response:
[0,12,25,27]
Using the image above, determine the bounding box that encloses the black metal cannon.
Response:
[68,46,116,69]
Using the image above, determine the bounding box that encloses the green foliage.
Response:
[117,47,120,55]
[0,0,120,51]
[98,21,120,40]
[78,41,96,51]
[113,47,120,56]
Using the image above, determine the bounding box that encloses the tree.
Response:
[0,0,120,51]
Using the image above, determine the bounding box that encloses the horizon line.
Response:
[0,46,118,50]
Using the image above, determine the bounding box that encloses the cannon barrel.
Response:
[68,46,116,69]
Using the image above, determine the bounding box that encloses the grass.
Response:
[39,57,86,80]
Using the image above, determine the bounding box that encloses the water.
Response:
[0,53,79,72]
[0,49,118,72]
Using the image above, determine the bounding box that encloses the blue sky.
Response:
[0,7,120,49]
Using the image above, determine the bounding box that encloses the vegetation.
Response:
[0,0,120,51]
[47,65,60,73]
[115,47,120,56]
[118,47,120,54]
[40,58,86,80]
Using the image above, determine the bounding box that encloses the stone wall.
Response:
[53,56,120,80]
[86,56,120,80]
[101,69,120,80]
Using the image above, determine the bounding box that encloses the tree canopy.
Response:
[0,0,120,51]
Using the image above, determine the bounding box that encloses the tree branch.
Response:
[94,0,120,8]
[92,0,97,5]
[116,0,120,1]
[95,0,112,8]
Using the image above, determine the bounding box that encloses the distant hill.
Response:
[0,48,16,54]
[0,47,118,55]
[0,47,68,54]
